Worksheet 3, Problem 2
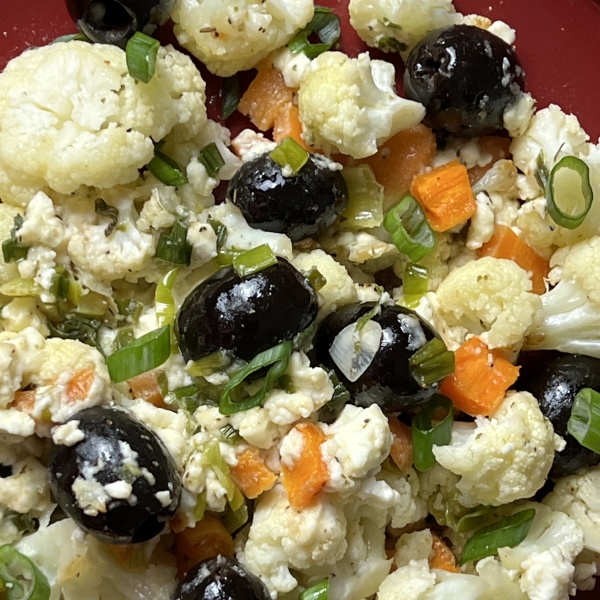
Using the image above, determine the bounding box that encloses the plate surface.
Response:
[1,1,599,598]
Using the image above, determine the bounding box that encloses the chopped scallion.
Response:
[0,278,41,298]
[155,267,179,329]
[318,367,350,424]
[547,155,594,229]
[0,544,50,600]
[403,263,429,308]
[457,506,493,533]
[126,31,160,83]
[270,137,309,174]
[376,37,408,52]
[164,383,217,412]
[222,74,241,120]
[460,509,536,565]
[48,313,103,351]
[220,424,242,444]
[383,195,437,262]
[147,149,188,187]
[412,395,453,471]
[568,387,600,454]
[221,502,249,534]
[289,6,341,59]
[198,143,226,179]
[340,165,384,230]
[220,341,293,415]
[156,218,192,265]
[232,244,277,278]
[408,337,455,387]
[306,267,327,291]
[299,579,329,600]
[2,215,29,264]
[50,272,70,300]
[106,325,171,383]
[186,349,232,378]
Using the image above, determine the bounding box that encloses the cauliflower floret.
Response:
[466,192,496,250]
[172,0,314,77]
[0,42,206,206]
[136,187,178,233]
[18,191,65,249]
[433,256,541,350]
[241,484,348,596]
[0,456,52,516]
[349,0,460,59]
[433,391,562,506]
[298,52,425,159]
[1,297,48,337]
[292,249,358,316]
[376,559,436,600]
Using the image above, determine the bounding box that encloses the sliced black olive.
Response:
[65,0,174,45]
[314,302,441,412]
[404,24,525,136]
[176,258,319,363]
[226,153,349,242]
[522,354,600,478]
[173,556,270,600]
[0,464,12,478]
[49,405,181,544]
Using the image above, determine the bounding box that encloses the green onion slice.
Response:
[221,501,249,534]
[51,272,70,300]
[409,337,455,388]
[156,218,192,265]
[0,544,50,600]
[306,267,327,291]
[568,388,600,453]
[220,424,242,444]
[126,31,160,83]
[106,324,171,383]
[202,441,244,510]
[220,340,293,415]
[383,195,437,262]
[403,263,429,309]
[2,215,29,264]
[222,74,241,120]
[318,367,350,424]
[48,313,103,351]
[0,278,41,298]
[456,506,493,533]
[340,165,384,230]
[52,32,91,44]
[199,143,226,179]
[289,6,341,59]
[155,267,179,329]
[547,155,594,229]
[270,137,310,174]
[412,395,453,472]
[147,149,188,187]
[460,508,536,565]
[164,383,217,412]
[187,349,232,378]
[300,580,329,600]
[232,244,277,278]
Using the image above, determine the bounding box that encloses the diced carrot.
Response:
[238,62,294,132]
[467,136,512,185]
[128,370,168,409]
[477,225,549,295]
[439,337,520,417]
[66,367,95,404]
[410,160,477,232]
[360,124,437,201]
[273,102,311,151]
[429,532,461,573]
[12,390,36,413]
[174,515,234,579]
[230,447,277,500]
[388,417,413,472]
[281,422,329,510]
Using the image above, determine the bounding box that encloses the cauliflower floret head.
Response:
[298,52,425,159]
[433,391,562,506]
[0,42,206,206]
[171,0,314,77]
[433,256,541,349]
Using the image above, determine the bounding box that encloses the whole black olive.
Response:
[404,24,525,136]
[314,303,442,412]
[176,258,319,363]
[226,153,349,242]
[173,556,270,600]
[49,405,181,544]
[65,0,174,45]
[523,354,600,478]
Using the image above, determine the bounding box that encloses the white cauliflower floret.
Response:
[544,464,600,554]
[376,559,436,600]
[0,42,206,206]
[349,0,460,59]
[292,249,358,316]
[333,229,398,266]
[186,218,218,266]
[433,256,541,350]
[18,191,65,249]
[136,187,178,233]
[241,484,347,596]
[1,297,48,336]
[0,456,52,515]
[433,392,562,506]
[503,92,536,138]
[17,246,57,304]
[229,406,281,450]
[466,192,496,250]
[172,0,314,77]
[272,47,312,89]
[298,52,425,159]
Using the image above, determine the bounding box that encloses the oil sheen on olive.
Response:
[404,24,525,136]
[523,354,600,479]
[176,258,318,363]
[315,302,441,412]
[65,0,174,45]
[49,406,181,544]
[226,153,349,242]
[173,556,270,600]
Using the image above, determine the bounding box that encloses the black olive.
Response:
[314,303,441,412]
[404,24,525,136]
[523,354,600,478]
[49,405,181,544]
[173,556,270,600]
[0,464,12,478]
[65,0,174,45]
[226,153,349,242]
[176,258,319,363]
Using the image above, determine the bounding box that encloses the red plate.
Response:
[1,1,599,598]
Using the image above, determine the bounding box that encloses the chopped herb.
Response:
[222,74,241,120]
[198,143,226,179]
[156,218,192,265]
[94,198,119,237]
[2,215,29,264]
[288,6,341,59]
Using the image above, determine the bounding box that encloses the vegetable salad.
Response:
[0,1,599,600]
